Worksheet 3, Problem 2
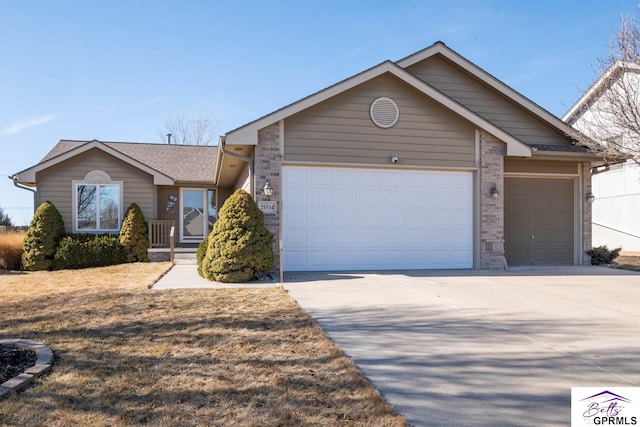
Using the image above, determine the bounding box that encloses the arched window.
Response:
[72,170,123,233]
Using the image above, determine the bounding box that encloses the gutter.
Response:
[9,175,36,194]
[219,137,254,196]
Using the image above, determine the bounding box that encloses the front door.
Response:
[505,178,575,265]
[180,188,206,243]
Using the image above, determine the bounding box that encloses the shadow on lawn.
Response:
[0,288,404,426]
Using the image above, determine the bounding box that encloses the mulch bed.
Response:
[0,344,37,384]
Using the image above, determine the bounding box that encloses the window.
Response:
[179,188,217,242]
[73,170,122,233]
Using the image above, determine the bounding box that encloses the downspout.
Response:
[10,175,36,194]
[10,174,37,215]
[219,138,254,196]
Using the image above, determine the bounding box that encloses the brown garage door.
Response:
[505,178,574,265]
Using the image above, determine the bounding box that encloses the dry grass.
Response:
[0,231,24,271]
[614,254,640,272]
[0,263,405,426]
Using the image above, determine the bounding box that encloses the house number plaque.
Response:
[258,201,277,214]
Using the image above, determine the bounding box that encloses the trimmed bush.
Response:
[196,233,209,278]
[587,245,622,265]
[53,234,126,270]
[119,203,149,262]
[202,189,274,282]
[22,201,65,271]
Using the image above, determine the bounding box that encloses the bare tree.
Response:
[567,14,640,163]
[0,206,12,228]
[161,112,219,146]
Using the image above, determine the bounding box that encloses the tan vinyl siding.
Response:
[284,73,476,168]
[156,186,180,223]
[406,55,572,146]
[36,148,154,233]
[504,159,578,175]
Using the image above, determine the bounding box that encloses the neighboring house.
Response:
[13,41,603,270]
[563,61,640,252]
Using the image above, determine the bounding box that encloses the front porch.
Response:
[148,220,200,263]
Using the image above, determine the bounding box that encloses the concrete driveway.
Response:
[283,266,640,427]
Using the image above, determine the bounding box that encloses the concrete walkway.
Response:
[283,266,640,427]
[152,264,280,289]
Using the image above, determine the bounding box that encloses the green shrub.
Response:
[196,233,209,277]
[587,245,622,265]
[202,189,274,283]
[22,201,65,271]
[53,234,126,270]
[119,203,149,262]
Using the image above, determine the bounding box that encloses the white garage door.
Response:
[282,166,473,271]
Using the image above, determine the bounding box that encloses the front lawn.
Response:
[0,263,405,426]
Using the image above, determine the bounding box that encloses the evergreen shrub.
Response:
[587,245,622,265]
[119,203,149,262]
[53,234,126,270]
[202,189,274,282]
[196,233,209,278]
[22,201,65,271]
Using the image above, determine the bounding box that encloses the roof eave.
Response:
[13,140,175,186]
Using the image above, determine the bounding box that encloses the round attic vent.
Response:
[370,97,399,128]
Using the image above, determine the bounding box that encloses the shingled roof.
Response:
[40,139,218,183]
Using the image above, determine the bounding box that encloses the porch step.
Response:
[148,248,197,264]
[173,251,197,265]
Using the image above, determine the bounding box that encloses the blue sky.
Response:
[0,0,637,225]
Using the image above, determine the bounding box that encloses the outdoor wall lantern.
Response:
[490,185,500,199]
[586,192,595,203]
[391,154,399,163]
[262,181,274,197]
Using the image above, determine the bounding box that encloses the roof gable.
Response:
[14,140,218,185]
[225,59,531,157]
[398,42,575,137]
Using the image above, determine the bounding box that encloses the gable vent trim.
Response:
[370,97,399,128]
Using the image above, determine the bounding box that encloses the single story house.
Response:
[563,61,640,251]
[13,41,603,271]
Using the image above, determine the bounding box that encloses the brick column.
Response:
[255,123,281,273]
[479,131,507,269]
[582,162,592,265]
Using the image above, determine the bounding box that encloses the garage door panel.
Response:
[334,169,358,186]
[284,188,307,207]
[358,170,382,186]
[310,189,332,208]
[359,231,382,247]
[358,188,381,206]
[286,209,307,227]
[283,166,473,271]
[285,229,307,247]
[309,251,332,268]
[308,230,332,247]
[383,191,404,206]
[334,250,358,266]
[283,167,307,185]
[333,230,357,247]
[309,210,331,227]
[308,168,332,185]
[359,251,383,266]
